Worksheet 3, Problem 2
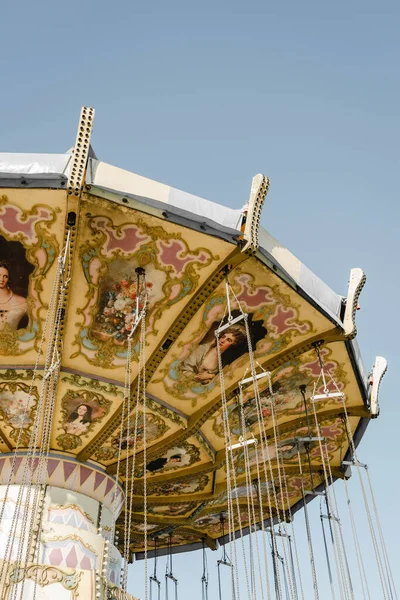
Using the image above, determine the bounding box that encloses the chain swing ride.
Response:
[0,106,395,599]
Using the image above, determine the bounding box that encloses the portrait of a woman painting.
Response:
[179,310,268,386]
[0,261,28,331]
[0,236,34,332]
[65,404,93,436]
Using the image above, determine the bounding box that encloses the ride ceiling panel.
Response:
[113,406,359,552]
[132,468,214,499]
[0,189,67,365]
[146,259,337,418]
[123,471,328,552]
[201,341,366,452]
[127,500,202,519]
[90,397,184,467]
[132,434,211,481]
[184,486,312,541]
[125,520,165,538]
[131,528,206,553]
[200,471,324,516]
[0,368,44,450]
[62,193,235,380]
[211,414,358,488]
[319,414,360,467]
[127,472,327,553]
[51,375,125,455]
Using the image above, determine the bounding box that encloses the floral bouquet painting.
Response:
[93,275,154,343]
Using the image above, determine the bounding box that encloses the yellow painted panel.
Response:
[62,193,234,381]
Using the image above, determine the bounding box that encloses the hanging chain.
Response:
[220,275,298,599]
[165,534,179,600]
[217,326,245,600]
[122,333,133,580]
[364,467,397,599]
[26,235,71,600]
[216,279,249,600]
[322,439,355,600]
[343,476,370,600]
[253,459,272,599]
[1,232,71,600]
[237,390,260,600]
[273,411,304,600]
[310,405,350,600]
[319,495,336,600]
[123,272,148,591]
[217,516,231,600]
[310,345,353,600]
[296,448,319,600]
[243,325,284,600]
[141,308,149,600]
[201,539,209,600]
[341,399,390,599]
[267,391,297,600]
[150,537,161,600]
[105,268,148,600]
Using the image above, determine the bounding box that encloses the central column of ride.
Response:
[0,454,138,599]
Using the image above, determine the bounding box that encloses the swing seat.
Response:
[310,391,344,402]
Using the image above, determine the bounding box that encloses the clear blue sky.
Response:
[2,0,399,597]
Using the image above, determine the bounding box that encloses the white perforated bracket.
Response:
[242,174,270,253]
[343,267,366,338]
[369,356,388,419]
[67,106,95,197]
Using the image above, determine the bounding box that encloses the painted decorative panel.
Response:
[0,190,66,361]
[63,194,232,378]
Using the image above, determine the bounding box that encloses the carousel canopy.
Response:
[0,121,379,561]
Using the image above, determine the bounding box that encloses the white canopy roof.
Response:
[259,227,342,321]
[0,152,72,175]
[87,159,243,230]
